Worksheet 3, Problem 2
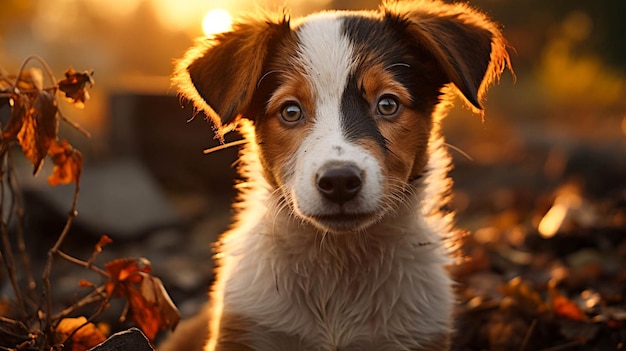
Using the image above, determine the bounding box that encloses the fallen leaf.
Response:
[58,67,94,109]
[550,287,586,321]
[501,277,548,315]
[54,316,107,351]
[47,139,83,186]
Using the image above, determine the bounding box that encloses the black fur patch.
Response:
[340,74,387,149]
[341,15,447,113]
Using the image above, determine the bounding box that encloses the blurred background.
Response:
[0,0,624,349]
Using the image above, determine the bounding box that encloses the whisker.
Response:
[203,139,248,155]
[257,70,282,88]
[444,142,473,161]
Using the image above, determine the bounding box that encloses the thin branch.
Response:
[60,286,113,346]
[42,176,81,341]
[518,318,537,351]
[11,55,58,91]
[7,151,36,294]
[57,111,92,139]
[0,151,27,319]
[56,249,108,277]
[51,285,107,321]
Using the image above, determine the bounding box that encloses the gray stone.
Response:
[23,158,180,239]
[89,328,154,351]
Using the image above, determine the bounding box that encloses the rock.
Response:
[89,328,154,351]
[23,158,180,240]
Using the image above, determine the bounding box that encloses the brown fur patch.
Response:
[357,63,433,182]
[254,68,314,189]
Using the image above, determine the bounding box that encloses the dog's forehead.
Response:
[293,13,356,99]
[289,12,392,149]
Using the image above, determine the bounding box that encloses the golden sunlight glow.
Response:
[202,9,233,37]
[538,202,568,238]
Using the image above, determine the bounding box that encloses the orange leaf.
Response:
[103,258,180,340]
[47,139,83,186]
[2,93,27,141]
[96,235,113,249]
[15,89,58,175]
[104,258,151,297]
[92,235,113,255]
[58,67,94,109]
[137,273,180,339]
[551,289,586,321]
[501,276,548,314]
[54,317,107,351]
[78,279,94,288]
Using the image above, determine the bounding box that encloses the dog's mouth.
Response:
[308,212,379,233]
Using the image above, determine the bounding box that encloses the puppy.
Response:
[161,0,509,350]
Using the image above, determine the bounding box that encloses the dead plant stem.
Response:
[56,249,108,277]
[51,285,107,321]
[7,151,36,293]
[42,177,81,341]
[0,151,27,319]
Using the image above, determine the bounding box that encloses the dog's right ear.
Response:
[173,13,291,140]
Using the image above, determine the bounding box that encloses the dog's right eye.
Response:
[376,95,400,116]
[280,102,303,123]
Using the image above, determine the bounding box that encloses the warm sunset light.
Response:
[202,9,233,37]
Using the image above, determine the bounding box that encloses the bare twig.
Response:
[7,151,37,294]
[11,55,58,91]
[56,249,108,277]
[51,285,108,321]
[42,176,81,341]
[0,151,27,319]
[58,111,92,139]
[518,318,537,351]
[60,285,113,346]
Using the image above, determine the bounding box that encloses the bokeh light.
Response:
[202,9,233,37]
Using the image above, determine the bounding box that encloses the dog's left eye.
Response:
[376,95,400,116]
[280,102,303,123]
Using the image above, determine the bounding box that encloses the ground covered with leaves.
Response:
[444,100,626,350]
[452,193,626,350]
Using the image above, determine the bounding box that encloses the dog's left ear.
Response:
[383,0,511,111]
[173,13,291,140]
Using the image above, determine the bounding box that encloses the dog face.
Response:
[175,1,509,234]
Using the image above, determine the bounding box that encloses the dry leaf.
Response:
[58,67,94,109]
[550,287,586,321]
[104,258,180,340]
[19,67,44,91]
[2,92,28,141]
[14,89,59,175]
[136,273,181,338]
[501,276,548,314]
[96,235,113,251]
[47,139,83,186]
[54,317,107,351]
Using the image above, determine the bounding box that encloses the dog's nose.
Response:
[316,164,362,204]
